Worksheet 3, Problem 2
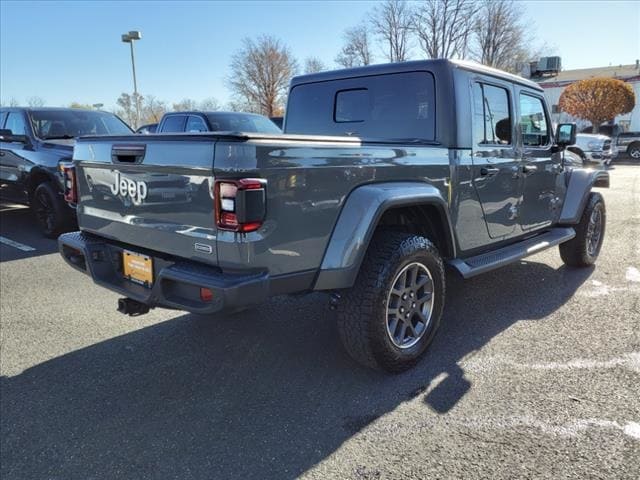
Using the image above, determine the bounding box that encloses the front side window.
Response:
[519,94,549,146]
[472,82,512,145]
[5,112,27,136]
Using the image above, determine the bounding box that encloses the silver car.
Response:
[570,133,617,166]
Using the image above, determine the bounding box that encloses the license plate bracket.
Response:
[123,250,153,287]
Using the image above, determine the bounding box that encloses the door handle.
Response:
[480,167,500,176]
[522,164,538,174]
[0,152,5,156]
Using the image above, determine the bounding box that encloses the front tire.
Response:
[628,143,640,160]
[31,182,72,238]
[336,232,445,373]
[559,192,605,267]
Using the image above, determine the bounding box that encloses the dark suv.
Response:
[0,107,132,237]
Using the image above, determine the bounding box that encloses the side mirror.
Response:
[556,123,576,147]
[0,129,28,144]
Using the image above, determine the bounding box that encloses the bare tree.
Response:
[116,92,142,127]
[0,97,20,107]
[68,102,93,109]
[371,0,413,62]
[413,0,477,59]
[471,0,539,73]
[199,97,221,111]
[335,24,373,68]
[228,35,298,117]
[26,96,46,107]
[304,57,326,74]
[172,98,198,112]
[141,95,167,123]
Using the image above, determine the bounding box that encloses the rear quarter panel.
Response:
[214,139,451,275]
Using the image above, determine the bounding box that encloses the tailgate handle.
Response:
[112,144,146,163]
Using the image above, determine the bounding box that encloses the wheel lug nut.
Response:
[405,313,410,319]
[410,292,414,298]
[400,307,405,313]
[412,302,416,308]
[402,294,407,300]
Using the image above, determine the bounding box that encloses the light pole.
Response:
[121,30,142,128]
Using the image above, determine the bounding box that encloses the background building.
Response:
[528,59,640,132]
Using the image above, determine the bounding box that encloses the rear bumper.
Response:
[58,231,272,314]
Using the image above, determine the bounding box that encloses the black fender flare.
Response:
[559,168,609,224]
[314,182,455,290]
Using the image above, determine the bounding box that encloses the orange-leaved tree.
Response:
[559,77,635,133]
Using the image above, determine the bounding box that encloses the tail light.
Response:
[214,178,266,232]
[62,165,78,204]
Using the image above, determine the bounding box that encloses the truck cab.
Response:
[156,111,281,134]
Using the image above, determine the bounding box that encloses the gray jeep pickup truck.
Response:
[59,60,609,372]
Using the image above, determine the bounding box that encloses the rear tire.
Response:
[628,143,640,160]
[336,231,445,373]
[31,182,72,238]
[559,192,605,267]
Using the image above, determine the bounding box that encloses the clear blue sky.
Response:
[1,0,639,109]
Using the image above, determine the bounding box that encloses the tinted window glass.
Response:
[206,113,281,134]
[5,112,27,136]
[335,89,369,122]
[29,110,132,138]
[472,83,511,145]
[520,94,549,146]
[286,71,435,141]
[161,115,187,132]
[186,116,207,132]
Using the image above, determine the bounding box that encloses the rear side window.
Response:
[5,112,27,136]
[186,116,207,132]
[160,115,186,132]
[519,94,549,146]
[472,82,511,145]
[286,71,435,141]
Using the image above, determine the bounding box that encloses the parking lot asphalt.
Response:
[1,165,639,480]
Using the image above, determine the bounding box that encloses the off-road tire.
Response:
[559,192,606,267]
[31,182,72,238]
[336,231,445,373]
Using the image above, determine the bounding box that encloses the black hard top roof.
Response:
[290,58,543,92]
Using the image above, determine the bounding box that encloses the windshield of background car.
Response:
[29,110,133,139]
[206,113,281,134]
[285,71,436,141]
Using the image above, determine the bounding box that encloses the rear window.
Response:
[285,71,435,141]
[206,113,281,134]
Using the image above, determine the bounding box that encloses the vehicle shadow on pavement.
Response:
[0,261,593,479]
[0,204,61,261]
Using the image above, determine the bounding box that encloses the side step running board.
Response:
[448,227,575,279]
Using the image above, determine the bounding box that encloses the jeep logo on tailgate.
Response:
[110,171,148,204]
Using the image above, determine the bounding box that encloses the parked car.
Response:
[616,131,640,160]
[0,107,133,237]
[568,133,617,167]
[59,59,608,372]
[580,125,640,159]
[156,111,281,134]
[136,123,158,134]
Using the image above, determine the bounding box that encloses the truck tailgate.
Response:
[73,137,219,265]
